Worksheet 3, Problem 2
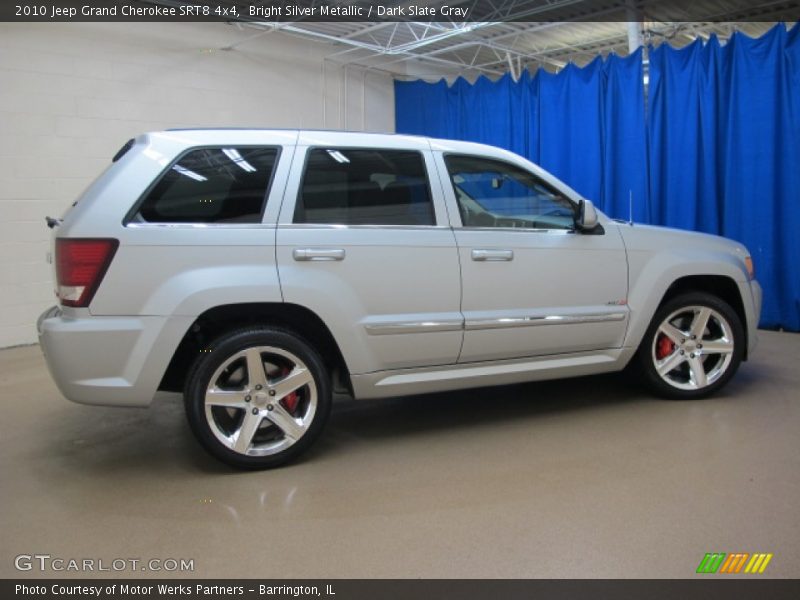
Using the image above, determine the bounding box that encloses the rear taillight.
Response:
[56,238,118,308]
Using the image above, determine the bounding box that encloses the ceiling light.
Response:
[222,148,257,172]
[327,150,350,164]
[172,164,207,182]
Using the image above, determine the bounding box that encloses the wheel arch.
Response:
[661,276,746,335]
[627,274,749,361]
[159,302,352,394]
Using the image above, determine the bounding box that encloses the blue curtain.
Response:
[394,26,800,330]
[649,25,800,330]
[395,49,647,220]
[395,72,536,158]
[537,59,605,205]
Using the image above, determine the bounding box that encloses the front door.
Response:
[435,152,629,363]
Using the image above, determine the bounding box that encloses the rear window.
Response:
[134,147,279,224]
[294,148,434,226]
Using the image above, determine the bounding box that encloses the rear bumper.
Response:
[37,306,192,407]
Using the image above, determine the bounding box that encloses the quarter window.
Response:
[134,147,278,223]
[445,155,576,230]
[295,148,435,226]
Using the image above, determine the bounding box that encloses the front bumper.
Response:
[37,306,192,407]
[743,279,762,357]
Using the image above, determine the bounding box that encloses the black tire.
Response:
[635,292,745,400]
[184,327,331,469]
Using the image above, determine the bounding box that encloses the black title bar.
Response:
[3,0,800,22]
[4,579,800,600]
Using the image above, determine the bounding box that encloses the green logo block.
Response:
[697,553,726,574]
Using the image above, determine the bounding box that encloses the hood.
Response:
[612,221,750,259]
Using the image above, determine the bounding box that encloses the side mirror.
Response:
[576,198,598,231]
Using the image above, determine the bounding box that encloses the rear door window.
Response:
[294,148,435,226]
[134,146,279,223]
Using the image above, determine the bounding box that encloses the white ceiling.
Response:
[151,0,795,78]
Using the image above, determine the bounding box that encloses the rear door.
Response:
[276,134,462,375]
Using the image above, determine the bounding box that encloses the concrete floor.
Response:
[1,331,798,579]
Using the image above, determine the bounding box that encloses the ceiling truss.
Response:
[149,0,795,78]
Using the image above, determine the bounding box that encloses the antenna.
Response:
[629,189,634,226]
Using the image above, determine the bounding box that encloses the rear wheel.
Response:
[184,327,331,469]
[636,292,744,399]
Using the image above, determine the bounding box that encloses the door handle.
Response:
[471,249,514,261]
[293,248,346,261]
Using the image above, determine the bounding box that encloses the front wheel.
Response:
[184,327,331,469]
[635,292,745,399]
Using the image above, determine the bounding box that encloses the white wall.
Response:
[0,22,396,347]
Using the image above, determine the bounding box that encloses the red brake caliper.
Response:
[279,366,300,414]
[656,334,675,360]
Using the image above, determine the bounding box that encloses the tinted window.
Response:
[295,148,434,226]
[445,155,576,230]
[135,147,278,223]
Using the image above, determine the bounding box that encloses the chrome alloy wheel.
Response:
[204,346,317,457]
[651,305,735,391]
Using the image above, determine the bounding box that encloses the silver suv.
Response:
[38,129,762,469]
